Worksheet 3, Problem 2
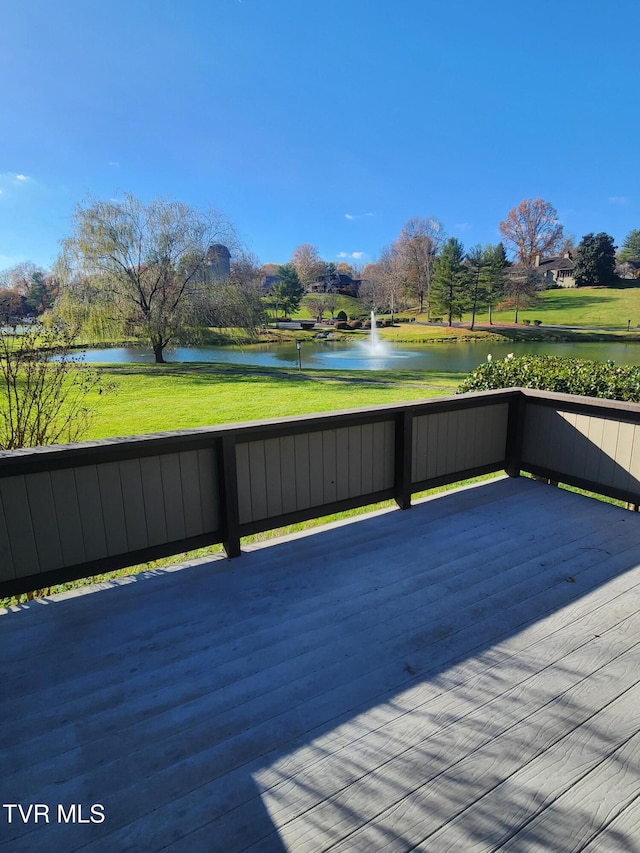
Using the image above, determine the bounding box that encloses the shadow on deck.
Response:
[2,476,640,851]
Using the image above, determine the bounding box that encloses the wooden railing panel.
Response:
[8,389,610,597]
[308,431,325,507]
[235,420,396,526]
[75,465,109,561]
[0,496,13,581]
[0,475,39,579]
[98,461,129,556]
[0,446,221,587]
[263,436,284,517]
[521,399,640,501]
[139,456,169,544]
[26,472,64,572]
[376,419,395,492]
[294,433,312,510]
[160,454,187,542]
[613,420,635,492]
[196,447,219,531]
[119,458,147,552]
[335,427,351,501]
[411,402,508,486]
[50,468,86,567]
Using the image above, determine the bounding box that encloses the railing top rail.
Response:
[519,388,640,420]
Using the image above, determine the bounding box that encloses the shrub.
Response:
[0,324,107,448]
[522,319,531,325]
[533,319,542,326]
[334,321,350,330]
[347,320,362,329]
[336,310,348,321]
[458,355,640,402]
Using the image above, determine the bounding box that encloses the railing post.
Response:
[505,391,525,478]
[219,435,241,558]
[394,409,413,510]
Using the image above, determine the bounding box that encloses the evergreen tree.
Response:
[618,229,640,262]
[465,245,484,331]
[482,243,508,324]
[273,263,304,317]
[431,238,468,326]
[573,233,617,286]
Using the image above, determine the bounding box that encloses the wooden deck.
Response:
[2,476,640,852]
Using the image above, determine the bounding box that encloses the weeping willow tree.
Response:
[57,194,242,363]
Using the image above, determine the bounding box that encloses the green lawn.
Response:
[476,287,640,330]
[83,362,463,440]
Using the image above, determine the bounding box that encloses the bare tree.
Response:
[290,244,325,291]
[503,265,542,323]
[207,252,266,338]
[0,261,42,295]
[58,194,239,363]
[499,198,564,266]
[306,294,328,322]
[394,217,445,316]
[0,324,104,449]
[359,247,405,318]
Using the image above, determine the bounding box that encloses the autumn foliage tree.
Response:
[499,198,564,266]
[290,244,325,290]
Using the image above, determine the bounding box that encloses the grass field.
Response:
[487,286,640,329]
[82,362,463,440]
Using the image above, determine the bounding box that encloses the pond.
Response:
[77,339,640,373]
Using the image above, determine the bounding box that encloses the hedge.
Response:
[457,355,640,402]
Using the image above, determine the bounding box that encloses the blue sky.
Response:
[1,0,638,271]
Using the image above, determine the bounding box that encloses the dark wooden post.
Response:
[505,391,525,478]
[219,435,241,558]
[394,409,413,510]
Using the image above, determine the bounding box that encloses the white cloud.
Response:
[609,195,628,205]
[344,212,374,221]
[0,172,34,187]
[337,251,366,259]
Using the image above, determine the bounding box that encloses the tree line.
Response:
[2,194,640,363]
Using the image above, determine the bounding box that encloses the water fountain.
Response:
[361,311,388,356]
[318,311,418,368]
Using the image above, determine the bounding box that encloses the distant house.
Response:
[534,252,576,288]
[260,274,280,294]
[310,272,362,296]
[616,258,640,280]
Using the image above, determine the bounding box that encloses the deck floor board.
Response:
[2,477,640,852]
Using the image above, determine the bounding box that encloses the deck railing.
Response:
[2,387,640,598]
